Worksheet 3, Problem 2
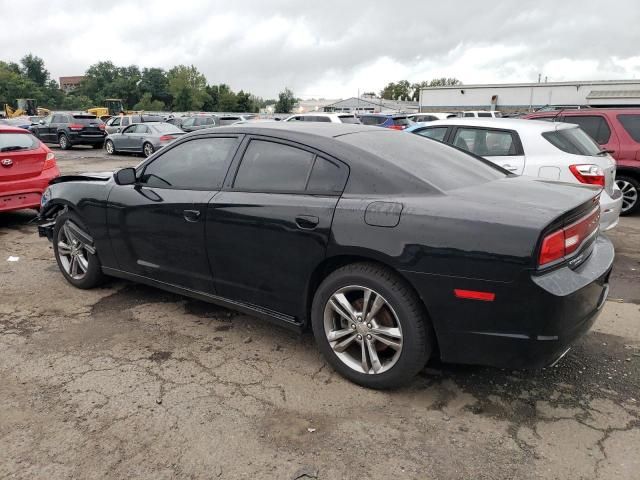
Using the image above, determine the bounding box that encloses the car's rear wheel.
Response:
[616,175,639,215]
[58,133,71,150]
[53,212,105,289]
[105,140,115,155]
[143,142,154,157]
[311,262,432,389]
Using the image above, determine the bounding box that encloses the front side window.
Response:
[234,140,315,192]
[110,117,121,126]
[564,115,611,144]
[141,137,238,189]
[617,114,640,142]
[414,127,448,142]
[542,127,602,156]
[452,128,518,156]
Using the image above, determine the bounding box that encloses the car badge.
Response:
[1,158,13,167]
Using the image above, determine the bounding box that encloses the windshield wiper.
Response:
[0,146,28,152]
[597,149,614,156]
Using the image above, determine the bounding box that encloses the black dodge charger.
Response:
[38,123,613,389]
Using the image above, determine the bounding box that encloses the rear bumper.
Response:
[0,168,60,212]
[67,132,105,145]
[403,235,614,369]
[599,187,622,231]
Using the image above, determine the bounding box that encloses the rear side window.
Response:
[617,114,640,142]
[305,116,331,123]
[463,112,475,117]
[71,116,102,125]
[564,115,611,144]
[307,157,348,193]
[0,132,39,152]
[360,116,386,126]
[477,112,492,118]
[121,117,130,127]
[52,114,68,123]
[542,127,602,156]
[142,137,238,189]
[452,128,519,156]
[414,127,447,142]
[234,140,315,192]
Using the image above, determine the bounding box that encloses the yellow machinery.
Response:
[3,98,39,118]
[87,98,125,120]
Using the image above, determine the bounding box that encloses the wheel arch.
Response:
[616,167,640,181]
[305,254,438,351]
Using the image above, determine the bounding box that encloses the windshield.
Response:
[0,132,39,151]
[542,126,602,156]
[339,131,506,191]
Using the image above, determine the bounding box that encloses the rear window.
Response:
[617,114,640,142]
[339,131,506,191]
[219,117,239,126]
[72,116,103,125]
[359,116,386,126]
[542,127,602,156]
[338,115,360,124]
[0,132,39,152]
[564,115,610,144]
[392,117,412,126]
[153,123,184,133]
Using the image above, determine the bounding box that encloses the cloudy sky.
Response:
[2,0,640,99]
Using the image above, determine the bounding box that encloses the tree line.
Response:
[378,78,461,101]
[1,54,297,113]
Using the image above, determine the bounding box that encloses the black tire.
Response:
[92,143,104,149]
[53,212,105,289]
[58,133,71,150]
[311,262,432,389]
[143,142,155,158]
[105,140,115,155]
[616,175,640,216]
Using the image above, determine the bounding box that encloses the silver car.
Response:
[104,122,185,157]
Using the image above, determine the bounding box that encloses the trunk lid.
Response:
[0,132,46,181]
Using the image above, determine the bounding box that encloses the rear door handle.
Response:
[295,215,319,230]
[183,209,201,222]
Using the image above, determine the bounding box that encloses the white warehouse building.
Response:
[419,80,640,113]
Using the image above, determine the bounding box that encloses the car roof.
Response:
[193,122,372,138]
[528,108,640,116]
[409,117,575,132]
[0,125,32,133]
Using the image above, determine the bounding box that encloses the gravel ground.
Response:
[1,145,639,480]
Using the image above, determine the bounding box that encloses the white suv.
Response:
[285,113,360,124]
[407,118,623,230]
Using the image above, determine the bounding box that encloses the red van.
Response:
[524,109,640,215]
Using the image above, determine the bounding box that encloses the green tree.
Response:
[20,54,49,86]
[167,65,210,111]
[410,78,461,100]
[133,92,165,111]
[139,67,172,106]
[380,80,412,101]
[274,88,295,114]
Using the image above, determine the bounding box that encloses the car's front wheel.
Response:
[105,140,115,155]
[311,262,432,389]
[616,175,639,215]
[53,212,105,289]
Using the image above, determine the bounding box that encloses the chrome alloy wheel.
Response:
[105,140,114,154]
[323,285,403,374]
[617,179,638,213]
[57,221,90,280]
[143,143,154,157]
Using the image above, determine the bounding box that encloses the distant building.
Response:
[419,80,640,113]
[323,96,419,114]
[293,98,341,114]
[59,76,85,93]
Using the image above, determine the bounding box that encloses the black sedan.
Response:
[37,124,613,388]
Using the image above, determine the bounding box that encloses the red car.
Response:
[0,125,60,213]
[524,108,640,215]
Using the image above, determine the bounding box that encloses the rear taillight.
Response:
[159,135,174,141]
[569,164,605,187]
[43,152,57,170]
[388,125,404,130]
[98,124,105,131]
[69,123,84,131]
[538,206,600,266]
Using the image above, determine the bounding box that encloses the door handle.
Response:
[295,215,319,230]
[183,209,201,222]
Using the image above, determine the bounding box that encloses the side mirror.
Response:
[39,120,45,125]
[114,167,137,185]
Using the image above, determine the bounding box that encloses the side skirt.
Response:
[101,267,304,332]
